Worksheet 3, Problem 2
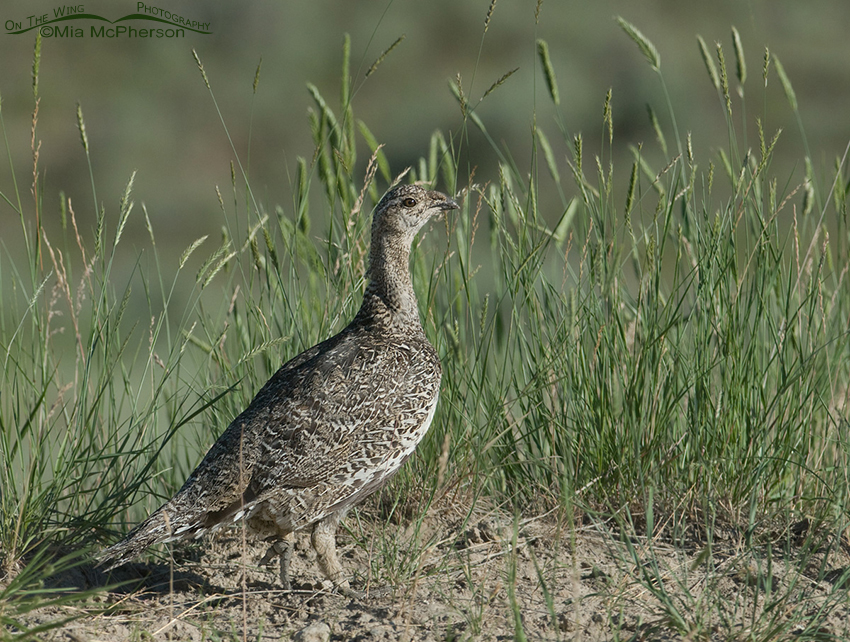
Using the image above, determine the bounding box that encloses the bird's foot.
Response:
[259,538,293,591]
[332,578,392,600]
[335,582,364,600]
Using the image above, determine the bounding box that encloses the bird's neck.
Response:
[357,228,423,328]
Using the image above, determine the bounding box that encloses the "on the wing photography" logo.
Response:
[4,3,212,38]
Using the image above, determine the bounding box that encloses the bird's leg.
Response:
[259,532,294,590]
[278,533,293,590]
[311,513,362,599]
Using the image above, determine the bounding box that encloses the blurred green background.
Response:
[1,0,849,261]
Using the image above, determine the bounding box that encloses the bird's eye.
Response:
[402,197,417,207]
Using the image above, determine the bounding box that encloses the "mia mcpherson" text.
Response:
[40,24,186,38]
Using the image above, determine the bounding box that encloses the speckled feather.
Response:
[99,185,457,576]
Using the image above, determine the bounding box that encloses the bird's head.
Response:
[373,184,459,239]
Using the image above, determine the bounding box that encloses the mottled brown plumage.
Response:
[99,184,458,594]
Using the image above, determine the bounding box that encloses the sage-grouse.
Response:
[100,184,458,595]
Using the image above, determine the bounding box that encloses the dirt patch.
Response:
[16,506,850,641]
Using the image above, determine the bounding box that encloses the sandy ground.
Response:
[15,502,850,641]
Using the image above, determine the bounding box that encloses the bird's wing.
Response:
[245,329,403,493]
[180,327,401,526]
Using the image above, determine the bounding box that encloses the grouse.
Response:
[99,184,458,596]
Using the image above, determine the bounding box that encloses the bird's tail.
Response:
[98,505,203,571]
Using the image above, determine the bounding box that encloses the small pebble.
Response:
[293,620,331,642]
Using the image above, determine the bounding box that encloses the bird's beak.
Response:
[438,198,459,212]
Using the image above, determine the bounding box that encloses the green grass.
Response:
[1,13,850,641]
